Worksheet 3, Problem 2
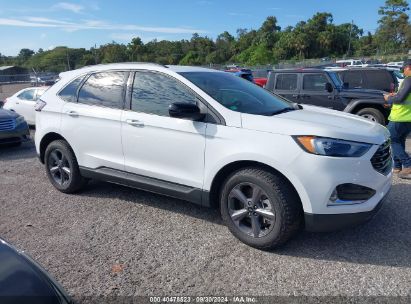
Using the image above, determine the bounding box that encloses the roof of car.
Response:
[271,68,326,73]
[59,63,220,79]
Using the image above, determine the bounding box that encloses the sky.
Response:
[0,0,388,56]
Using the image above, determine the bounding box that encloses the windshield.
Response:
[327,71,343,88]
[179,72,292,115]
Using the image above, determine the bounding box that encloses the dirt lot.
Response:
[0,83,31,102]
[0,134,410,302]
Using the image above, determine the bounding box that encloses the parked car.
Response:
[0,238,71,303]
[0,108,30,146]
[3,86,48,125]
[266,68,389,124]
[252,69,271,87]
[336,59,364,67]
[386,61,404,68]
[225,68,254,83]
[31,74,57,86]
[35,63,392,249]
[335,67,399,93]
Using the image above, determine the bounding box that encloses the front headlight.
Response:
[15,116,25,125]
[294,136,372,157]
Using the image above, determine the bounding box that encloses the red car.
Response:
[252,69,271,88]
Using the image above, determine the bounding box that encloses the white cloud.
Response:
[52,2,84,13]
[0,17,208,34]
[40,33,47,39]
[228,12,251,17]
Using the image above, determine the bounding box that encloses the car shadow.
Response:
[79,180,410,268]
[0,139,36,161]
[278,182,411,268]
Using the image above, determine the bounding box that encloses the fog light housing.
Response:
[328,183,376,206]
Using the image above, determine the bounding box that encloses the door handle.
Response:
[66,111,79,117]
[126,119,144,127]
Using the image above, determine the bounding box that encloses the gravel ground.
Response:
[0,133,410,302]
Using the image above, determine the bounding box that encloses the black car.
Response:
[0,238,71,304]
[266,68,389,124]
[0,108,30,146]
[335,68,399,93]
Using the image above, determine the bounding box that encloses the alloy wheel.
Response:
[47,149,71,186]
[228,182,276,238]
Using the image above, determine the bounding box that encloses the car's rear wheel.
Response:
[44,140,87,193]
[356,108,385,125]
[220,168,302,249]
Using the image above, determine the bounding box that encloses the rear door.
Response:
[60,71,127,170]
[300,73,334,108]
[15,88,37,124]
[271,73,300,103]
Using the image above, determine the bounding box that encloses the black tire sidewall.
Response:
[44,141,80,192]
[357,108,385,125]
[220,170,287,249]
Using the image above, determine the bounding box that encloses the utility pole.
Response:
[66,50,70,71]
[347,20,354,58]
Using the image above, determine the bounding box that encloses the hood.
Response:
[241,105,389,145]
[339,88,384,99]
[0,109,18,120]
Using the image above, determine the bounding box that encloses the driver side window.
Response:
[131,71,198,117]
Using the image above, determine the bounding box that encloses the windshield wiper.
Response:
[268,107,295,116]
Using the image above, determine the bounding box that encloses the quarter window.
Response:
[131,71,197,116]
[58,75,85,103]
[275,74,298,91]
[78,72,126,108]
[303,74,328,91]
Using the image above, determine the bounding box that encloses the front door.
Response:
[121,70,207,189]
[272,73,300,103]
[300,73,334,108]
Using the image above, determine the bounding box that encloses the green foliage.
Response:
[5,8,411,72]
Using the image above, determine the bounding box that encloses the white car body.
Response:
[336,59,365,67]
[35,63,392,238]
[3,87,47,125]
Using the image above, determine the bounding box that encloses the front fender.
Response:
[344,98,386,113]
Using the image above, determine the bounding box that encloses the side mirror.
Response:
[325,82,334,93]
[169,102,206,121]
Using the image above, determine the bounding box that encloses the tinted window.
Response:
[275,74,298,90]
[180,72,292,116]
[343,71,364,88]
[365,71,392,91]
[132,71,198,116]
[303,74,328,91]
[17,89,36,101]
[78,72,125,108]
[58,75,85,103]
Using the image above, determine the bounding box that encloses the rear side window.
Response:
[365,71,392,91]
[17,89,36,101]
[275,74,298,90]
[131,71,198,116]
[58,75,85,102]
[78,72,126,109]
[343,71,364,88]
[303,74,328,91]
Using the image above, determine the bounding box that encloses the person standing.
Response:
[384,59,411,179]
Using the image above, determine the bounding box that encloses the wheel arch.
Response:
[207,160,304,212]
[39,132,69,163]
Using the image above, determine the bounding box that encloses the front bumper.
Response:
[304,187,390,232]
[0,122,30,145]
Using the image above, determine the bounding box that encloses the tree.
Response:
[375,0,410,53]
[18,48,34,63]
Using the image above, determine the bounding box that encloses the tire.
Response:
[356,108,385,125]
[220,167,303,249]
[44,140,87,193]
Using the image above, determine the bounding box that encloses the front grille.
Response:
[0,119,15,131]
[371,140,392,175]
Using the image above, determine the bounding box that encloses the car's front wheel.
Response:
[220,168,302,249]
[356,108,385,125]
[44,140,87,193]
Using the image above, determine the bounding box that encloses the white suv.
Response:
[35,63,393,249]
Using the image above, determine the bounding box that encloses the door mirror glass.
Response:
[325,82,334,93]
[169,102,205,121]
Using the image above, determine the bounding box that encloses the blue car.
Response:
[0,108,30,146]
[225,68,255,83]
